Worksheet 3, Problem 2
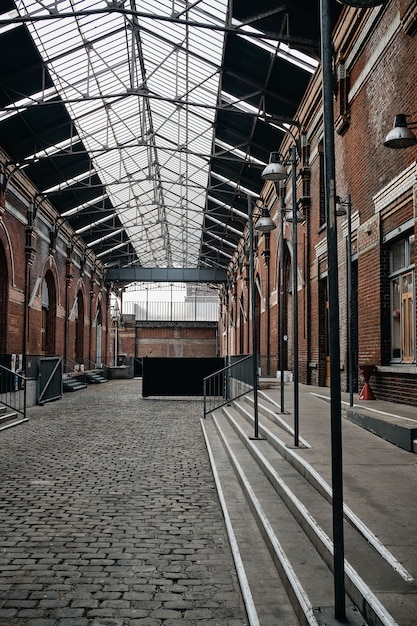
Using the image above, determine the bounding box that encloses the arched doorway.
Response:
[281,245,291,374]
[255,273,262,371]
[319,277,329,387]
[41,271,57,355]
[75,289,84,365]
[96,304,103,366]
[0,241,8,354]
[238,295,245,355]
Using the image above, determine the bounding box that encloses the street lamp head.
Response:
[285,209,304,224]
[383,114,417,149]
[261,152,287,182]
[335,196,347,216]
[255,207,276,233]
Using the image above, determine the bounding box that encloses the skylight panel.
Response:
[62,193,107,217]
[233,19,318,74]
[13,0,229,268]
[215,139,265,166]
[43,169,95,194]
[0,9,21,34]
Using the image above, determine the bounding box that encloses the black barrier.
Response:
[142,357,224,397]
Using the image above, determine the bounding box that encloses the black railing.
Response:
[203,355,254,418]
[133,357,143,377]
[0,365,27,419]
[63,357,106,375]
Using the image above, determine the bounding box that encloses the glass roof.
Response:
[14,0,228,268]
[1,1,324,273]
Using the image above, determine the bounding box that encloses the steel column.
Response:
[320,0,346,619]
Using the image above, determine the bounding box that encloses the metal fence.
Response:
[0,365,27,419]
[122,299,219,322]
[37,356,62,404]
[203,354,254,417]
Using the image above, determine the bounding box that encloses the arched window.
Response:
[41,270,56,355]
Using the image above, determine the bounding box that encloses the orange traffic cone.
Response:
[359,382,375,400]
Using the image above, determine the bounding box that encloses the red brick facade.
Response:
[219,1,417,406]
[0,152,111,371]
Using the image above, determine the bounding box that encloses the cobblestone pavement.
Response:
[0,380,247,626]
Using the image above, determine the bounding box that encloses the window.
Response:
[390,235,415,363]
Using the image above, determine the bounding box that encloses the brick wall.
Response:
[0,149,110,369]
[115,322,218,362]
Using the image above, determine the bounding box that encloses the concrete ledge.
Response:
[346,407,417,452]
[106,366,132,380]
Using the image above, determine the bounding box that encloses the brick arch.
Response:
[0,239,8,353]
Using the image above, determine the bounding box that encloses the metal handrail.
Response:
[63,357,108,375]
[203,355,254,418]
[0,365,27,419]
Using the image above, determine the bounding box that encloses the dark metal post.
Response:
[248,195,259,438]
[346,195,353,408]
[279,192,286,413]
[291,145,300,447]
[320,0,346,619]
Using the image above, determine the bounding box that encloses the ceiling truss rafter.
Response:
[0,7,321,50]
[0,0,332,273]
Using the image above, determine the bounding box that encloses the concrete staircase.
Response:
[85,370,108,384]
[201,391,416,626]
[0,404,28,430]
[63,375,88,392]
[63,370,107,392]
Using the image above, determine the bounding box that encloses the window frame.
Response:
[389,234,415,364]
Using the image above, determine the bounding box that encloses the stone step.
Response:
[346,405,417,453]
[63,376,88,392]
[311,392,417,453]
[202,391,415,626]
[85,371,108,384]
[0,405,28,430]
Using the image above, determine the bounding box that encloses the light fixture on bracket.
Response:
[261,152,287,181]
[254,206,276,233]
[383,114,417,149]
[285,208,304,224]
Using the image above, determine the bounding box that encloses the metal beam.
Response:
[105,267,228,283]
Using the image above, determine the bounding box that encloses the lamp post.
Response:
[287,145,303,448]
[279,194,286,413]
[261,154,287,413]
[321,1,388,619]
[247,196,276,439]
[320,0,345,618]
[262,147,302,446]
[336,195,354,408]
